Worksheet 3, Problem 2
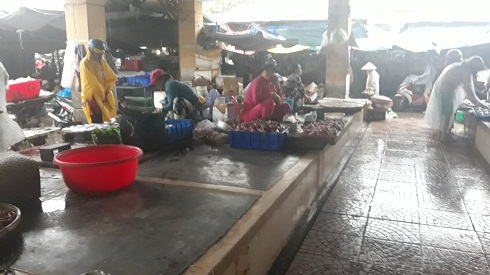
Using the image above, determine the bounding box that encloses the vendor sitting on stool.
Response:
[242,64,290,122]
[149,69,203,119]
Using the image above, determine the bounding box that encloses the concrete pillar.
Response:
[65,0,107,42]
[325,0,351,98]
[64,0,107,122]
[178,0,203,82]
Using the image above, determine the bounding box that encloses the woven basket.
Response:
[0,152,40,203]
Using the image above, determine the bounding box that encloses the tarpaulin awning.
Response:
[267,44,311,54]
[393,21,490,53]
[264,21,369,48]
[204,31,298,52]
[0,7,64,32]
[217,42,255,55]
[0,7,181,53]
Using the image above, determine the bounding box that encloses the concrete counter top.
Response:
[3,110,367,275]
[8,170,258,275]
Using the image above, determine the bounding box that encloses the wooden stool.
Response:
[39,143,71,162]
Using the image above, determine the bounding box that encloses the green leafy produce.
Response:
[91,126,123,145]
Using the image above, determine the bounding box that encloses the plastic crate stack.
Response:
[164,119,194,144]
[228,131,287,151]
[126,74,151,87]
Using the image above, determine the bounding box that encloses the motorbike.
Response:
[48,94,127,126]
[47,95,78,128]
[392,64,436,112]
[392,82,429,112]
[6,92,56,128]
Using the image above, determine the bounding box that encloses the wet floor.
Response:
[286,113,490,274]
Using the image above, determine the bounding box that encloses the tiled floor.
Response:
[286,114,490,275]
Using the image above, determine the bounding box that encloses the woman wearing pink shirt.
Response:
[242,64,290,122]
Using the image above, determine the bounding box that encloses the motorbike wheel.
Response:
[392,95,409,112]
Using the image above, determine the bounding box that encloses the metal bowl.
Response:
[0,203,21,240]
[215,120,231,133]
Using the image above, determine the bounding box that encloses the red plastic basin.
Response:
[53,145,143,194]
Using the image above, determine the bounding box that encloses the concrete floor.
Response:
[286,113,490,274]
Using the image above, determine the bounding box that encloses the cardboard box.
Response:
[222,77,243,97]
[215,75,235,89]
[196,49,221,69]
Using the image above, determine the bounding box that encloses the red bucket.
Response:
[6,79,41,102]
[53,145,143,194]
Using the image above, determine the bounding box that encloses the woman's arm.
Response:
[485,73,490,92]
[163,90,174,112]
[463,76,486,107]
[0,62,9,83]
[294,75,305,92]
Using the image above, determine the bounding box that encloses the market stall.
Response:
[0,104,367,274]
[464,108,490,169]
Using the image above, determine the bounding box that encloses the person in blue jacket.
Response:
[149,69,202,119]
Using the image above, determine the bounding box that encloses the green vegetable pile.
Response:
[91,126,123,145]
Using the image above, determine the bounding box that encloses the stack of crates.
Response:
[126,74,151,87]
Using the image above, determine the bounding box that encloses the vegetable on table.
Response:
[301,119,346,136]
[91,126,123,144]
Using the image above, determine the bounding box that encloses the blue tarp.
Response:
[262,21,369,48]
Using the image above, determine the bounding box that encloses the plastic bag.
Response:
[0,113,25,151]
[212,106,227,122]
[320,28,348,53]
[195,119,213,130]
[61,40,77,88]
[329,28,349,46]
[193,119,214,139]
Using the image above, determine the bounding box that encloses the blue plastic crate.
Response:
[117,76,127,85]
[229,131,287,151]
[126,74,151,87]
[164,119,194,144]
